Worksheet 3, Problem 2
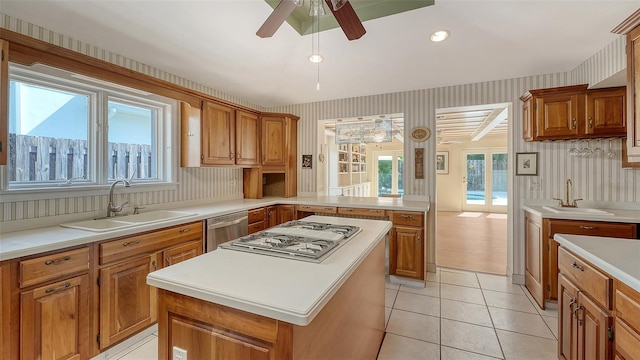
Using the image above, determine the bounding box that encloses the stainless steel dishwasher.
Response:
[205,211,248,252]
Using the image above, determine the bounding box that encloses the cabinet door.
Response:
[390,226,424,280]
[535,93,581,138]
[235,110,260,165]
[180,101,202,167]
[202,101,235,165]
[522,98,534,140]
[558,274,579,360]
[0,39,7,165]
[278,205,295,224]
[265,206,278,228]
[576,292,612,360]
[628,25,640,160]
[20,274,90,360]
[99,255,157,349]
[615,318,640,360]
[524,212,544,308]
[262,116,286,166]
[585,88,626,136]
[162,240,203,268]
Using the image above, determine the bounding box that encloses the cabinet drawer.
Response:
[248,208,265,223]
[391,211,424,227]
[558,246,612,309]
[615,318,640,360]
[296,205,337,214]
[248,221,266,234]
[100,221,203,265]
[337,207,386,218]
[19,247,89,288]
[549,219,636,238]
[616,282,640,334]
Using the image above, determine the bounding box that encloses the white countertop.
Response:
[146,216,392,326]
[0,196,427,262]
[523,205,640,223]
[554,234,640,293]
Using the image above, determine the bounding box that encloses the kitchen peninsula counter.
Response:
[522,205,640,223]
[147,215,392,359]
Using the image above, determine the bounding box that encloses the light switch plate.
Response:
[173,346,187,360]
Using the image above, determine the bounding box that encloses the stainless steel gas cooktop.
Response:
[219,220,361,263]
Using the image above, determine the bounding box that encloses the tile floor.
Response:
[98,268,558,360]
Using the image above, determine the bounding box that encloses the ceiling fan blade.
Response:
[324,0,366,40]
[256,0,298,38]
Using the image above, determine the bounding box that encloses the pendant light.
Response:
[308,0,324,90]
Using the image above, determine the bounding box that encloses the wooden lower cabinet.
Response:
[558,274,613,360]
[524,211,544,308]
[266,206,278,228]
[389,211,425,280]
[162,240,203,267]
[20,274,91,360]
[99,255,157,349]
[615,281,640,360]
[278,205,295,224]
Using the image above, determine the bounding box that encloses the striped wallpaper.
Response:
[1,14,638,279]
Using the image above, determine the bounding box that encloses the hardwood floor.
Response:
[436,211,507,275]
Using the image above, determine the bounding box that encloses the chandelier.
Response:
[335,120,393,144]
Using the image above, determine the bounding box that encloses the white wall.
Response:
[436,137,508,212]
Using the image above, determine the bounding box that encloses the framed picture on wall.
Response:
[436,151,449,174]
[515,152,538,176]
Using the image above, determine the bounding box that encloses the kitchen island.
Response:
[146,216,392,359]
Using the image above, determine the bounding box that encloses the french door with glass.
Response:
[374,151,404,196]
[461,149,507,212]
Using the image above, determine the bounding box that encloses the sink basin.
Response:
[60,210,197,232]
[542,206,614,216]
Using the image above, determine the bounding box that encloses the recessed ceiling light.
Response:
[430,30,449,42]
[308,54,324,63]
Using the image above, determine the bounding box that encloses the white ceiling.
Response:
[1,1,637,108]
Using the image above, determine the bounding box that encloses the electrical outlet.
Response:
[173,346,187,360]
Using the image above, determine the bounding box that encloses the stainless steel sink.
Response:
[542,206,614,216]
[60,210,197,232]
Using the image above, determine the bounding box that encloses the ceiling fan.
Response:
[256,0,366,40]
[436,129,463,145]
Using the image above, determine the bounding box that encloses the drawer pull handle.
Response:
[579,226,596,230]
[400,215,413,218]
[369,209,382,213]
[44,256,71,265]
[122,239,141,247]
[253,211,261,214]
[344,208,354,212]
[571,261,584,271]
[46,282,71,294]
[325,207,334,210]
[179,227,192,233]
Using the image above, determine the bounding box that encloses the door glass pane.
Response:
[466,153,485,205]
[9,80,90,183]
[377,155,392,195]
[107,100,156,180]
[492,153,508,206]
[397,155,404,196]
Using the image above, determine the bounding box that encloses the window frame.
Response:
[0,63,178,200]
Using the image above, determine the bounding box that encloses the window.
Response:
[4,64,175,192]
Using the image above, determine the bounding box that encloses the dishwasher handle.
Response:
[207,216,248,230]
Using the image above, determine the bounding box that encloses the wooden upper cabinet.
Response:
[261,116,287,167]
[585,87,626,136]
[235,110,260,166]
[520,84,627,141]
[180,102,202,167]
[202,101,236,165]
[0,39,8,166]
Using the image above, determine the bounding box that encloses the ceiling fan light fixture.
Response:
[329,0,347,11]
[309,0,326,16]
[430,30,450,42]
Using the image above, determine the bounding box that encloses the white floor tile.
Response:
[385,281,400,290]
[385,307,392,329]
[477,273,524,295]
[441,283,486,305]
[441,269,480,288]
[441,298,493,327]
[496,329,557,360]
[400,281,440,298]
[542,315,558,339]
[393,291,440,317]
[536,303,559,318]
[377,333,440,360]
[426,271,440,282]
[488,307,556,339]
[441,319,503,359]
[386,309,440,344]
[483,289,538,314]
[441,346,503,360]
[385,288,398,308]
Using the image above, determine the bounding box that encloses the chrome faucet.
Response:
[107,179,131,217]
[554,179,582,208]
